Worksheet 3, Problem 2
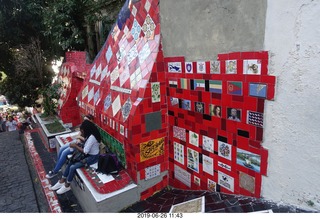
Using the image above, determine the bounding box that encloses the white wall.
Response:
[263,0,320,211]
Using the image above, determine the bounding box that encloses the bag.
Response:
[96,153,121,175]
[70,149,88,163]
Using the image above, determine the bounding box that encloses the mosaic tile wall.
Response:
[57,0,276,199]
[76,0,169,186]
[56,51,87,126]
[166,52,276,197]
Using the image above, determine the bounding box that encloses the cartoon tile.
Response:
[208,179,217,192]
[236,148,261,173]
[218,141,232,160]
[187,147,199,173]
[189,131,199,147]
[239,172,255,194]
[168,62,182,73]
[247,111,264,128]
[210,61,220,74]
[174,141,184,165]
[185,62,193,73]
[249,83,267,98]
[227,81,243,96]
[203,155,214,175]
[243,60,261,74]
[218,171,234,192]
[202,135,214,153]
[226,60,237,74]
[151,82,160,103]
[209,80,222,94]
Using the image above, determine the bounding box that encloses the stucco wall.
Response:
[263,0,320,211]
[160,0,267,60]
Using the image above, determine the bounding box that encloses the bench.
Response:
[55,132,139,212]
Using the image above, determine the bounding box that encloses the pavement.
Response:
[0,126,318,213]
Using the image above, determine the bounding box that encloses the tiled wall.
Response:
[57,0,276,199]
[165,52,276,197]
[57,51,86,127]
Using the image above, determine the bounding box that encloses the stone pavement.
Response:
[0,131,39,212]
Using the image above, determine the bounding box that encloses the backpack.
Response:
[96,153,121,175]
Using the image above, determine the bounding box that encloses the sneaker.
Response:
[49,181,64,191]
[46,171,57,179]
[56,185,71,194]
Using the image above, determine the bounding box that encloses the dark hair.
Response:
[85,114,94,121]
[80,120,101,143]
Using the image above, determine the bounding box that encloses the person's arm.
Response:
[70,142,84,153]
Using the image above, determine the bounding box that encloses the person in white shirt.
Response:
[49,119,101,194]
[6,116,17,131]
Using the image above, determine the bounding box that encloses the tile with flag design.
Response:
[227,81,243,96]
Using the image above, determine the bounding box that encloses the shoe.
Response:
[46,171,57,179]
[56,185,71,194]
[49,181,64,191]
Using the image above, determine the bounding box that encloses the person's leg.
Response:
[52,146,73,173]
[46,140,76,178]
[56,161,84,194]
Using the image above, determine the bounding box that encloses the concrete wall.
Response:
[263,0,320,211]
[160,0,267,60]
[160,0,320,211]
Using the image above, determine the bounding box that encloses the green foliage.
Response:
[42,0,125,61]
[0,0,125,108]
[40,83,62,117]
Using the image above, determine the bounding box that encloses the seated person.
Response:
[49,119,101,194]
[46,114,94,178]
[46,132,85,178]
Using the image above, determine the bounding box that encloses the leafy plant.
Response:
[40,82,61,117]
[44,119,66,133]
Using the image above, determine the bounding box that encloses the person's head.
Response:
[80,119,101,143]
[8,116,13,121]
[84,114,94,122]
